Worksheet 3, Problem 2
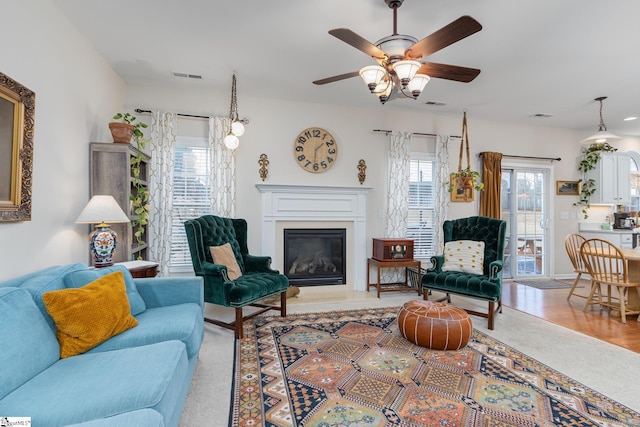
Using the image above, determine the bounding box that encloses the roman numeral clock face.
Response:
[293,127,338,173]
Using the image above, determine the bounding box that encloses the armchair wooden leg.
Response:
[235,308,244,339]
[488,301,495,330]
[280,290,287,317]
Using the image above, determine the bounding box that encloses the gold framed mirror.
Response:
[0,72,34,222]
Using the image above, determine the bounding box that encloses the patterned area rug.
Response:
[516,279,579,289]
[230,307,640,426]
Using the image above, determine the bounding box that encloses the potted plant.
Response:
[109,112,148,144]
[446,167,485,193]
[122,113,150,256]
[573,142,617,218]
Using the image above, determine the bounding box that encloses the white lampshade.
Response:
[407,74,431,98]
[392,60,421,86]
[359,65,386,92]
[231,120,245,136]
[376,80,393,104]
[580,130,621,144]
[76,195,129,224]
[224,133,240,150]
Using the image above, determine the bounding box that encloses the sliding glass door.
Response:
[501,166,551,279]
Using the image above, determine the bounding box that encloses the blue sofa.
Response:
[0,263,204,426]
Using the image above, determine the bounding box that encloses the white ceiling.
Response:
[52,0,640,136]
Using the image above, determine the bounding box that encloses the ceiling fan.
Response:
[313,0,482,104]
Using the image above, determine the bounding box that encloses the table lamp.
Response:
[76,195,130,268]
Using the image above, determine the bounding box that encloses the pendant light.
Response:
[224,74,244,150]
[580,96,620,144]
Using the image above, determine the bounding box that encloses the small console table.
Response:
[367,258,421,298]
[116,260,159,278]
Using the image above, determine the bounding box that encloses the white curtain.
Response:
[433,135,450,254]
[148,111,177,277]
[208,117,236,217]
[386,131,411,237]
[383,131,411,282]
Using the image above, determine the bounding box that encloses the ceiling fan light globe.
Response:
[392,60,421,87]
[407,74,430,98]
[359,65,386,92]
[224,134,240,150]
[231,120,245,136]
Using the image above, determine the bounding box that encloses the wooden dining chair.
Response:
[564,234,592,301]
[579,238,640,324]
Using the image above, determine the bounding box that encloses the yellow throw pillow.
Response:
[210,243,243,280]
[441,240,485,275]
[42,270,138,358]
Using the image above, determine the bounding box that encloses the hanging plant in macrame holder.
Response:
[448,111,484,202]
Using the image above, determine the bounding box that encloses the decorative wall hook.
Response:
[258,153,269,181]
[357,159,367,185]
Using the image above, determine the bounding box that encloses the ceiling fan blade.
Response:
[313,71,360,85]
[418,62,480,83]
[329,28,388,60]
[405,16,482,60]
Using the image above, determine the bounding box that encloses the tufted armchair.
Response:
[421,216,507,329]
[184,215,289,338]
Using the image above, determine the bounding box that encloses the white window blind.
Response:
[407,154,436,260]
[170,137,212,273]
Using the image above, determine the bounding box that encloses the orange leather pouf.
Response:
[397,300,472,350]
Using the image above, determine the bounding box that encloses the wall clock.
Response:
[293,127,338,173]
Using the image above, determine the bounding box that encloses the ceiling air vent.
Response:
[173,72,203,80]
[424,101,446,106]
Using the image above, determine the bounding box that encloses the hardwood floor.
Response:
[502,279,640,353]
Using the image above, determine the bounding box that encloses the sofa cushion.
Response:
[228,272,290,307]
[0,288,60,400]
[0,340,188,427]
[88,302,203,359]
[64,265,146,315]
[9,263,88,331]
[210,242,243,279]
[422,270,501,301]
[442,240,485,275]
[64,409,164,427]
[43,271,139,358]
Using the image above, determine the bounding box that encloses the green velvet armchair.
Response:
[184,215,289,338]
[421,216,507,329]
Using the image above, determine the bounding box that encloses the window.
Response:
[170,136,212,272]
[406,153,436,260]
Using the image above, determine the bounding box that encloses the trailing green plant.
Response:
[446,167,485,192]
[573,142,617,218]
[113,112,147,142]
[119,113,150,256]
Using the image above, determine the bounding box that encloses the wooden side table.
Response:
[367,258,421,298]
[115,260,159,278]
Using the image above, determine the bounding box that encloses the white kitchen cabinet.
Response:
[586,152,631,205]
[580,230,634,249]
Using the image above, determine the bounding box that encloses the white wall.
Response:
[126,84,640,276]
[0,0,126,280]
[3,1,640,281]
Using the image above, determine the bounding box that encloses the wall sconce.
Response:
[357,159,367,185]
[258,154,269,181]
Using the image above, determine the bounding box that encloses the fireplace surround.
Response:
[256,184,371,291]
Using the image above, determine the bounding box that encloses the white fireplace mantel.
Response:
[256,184,371,291]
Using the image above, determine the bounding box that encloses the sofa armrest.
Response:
[134,276,204,310]
[488,260,504,279]
[428,255,445,272]
[244,254,279,274]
